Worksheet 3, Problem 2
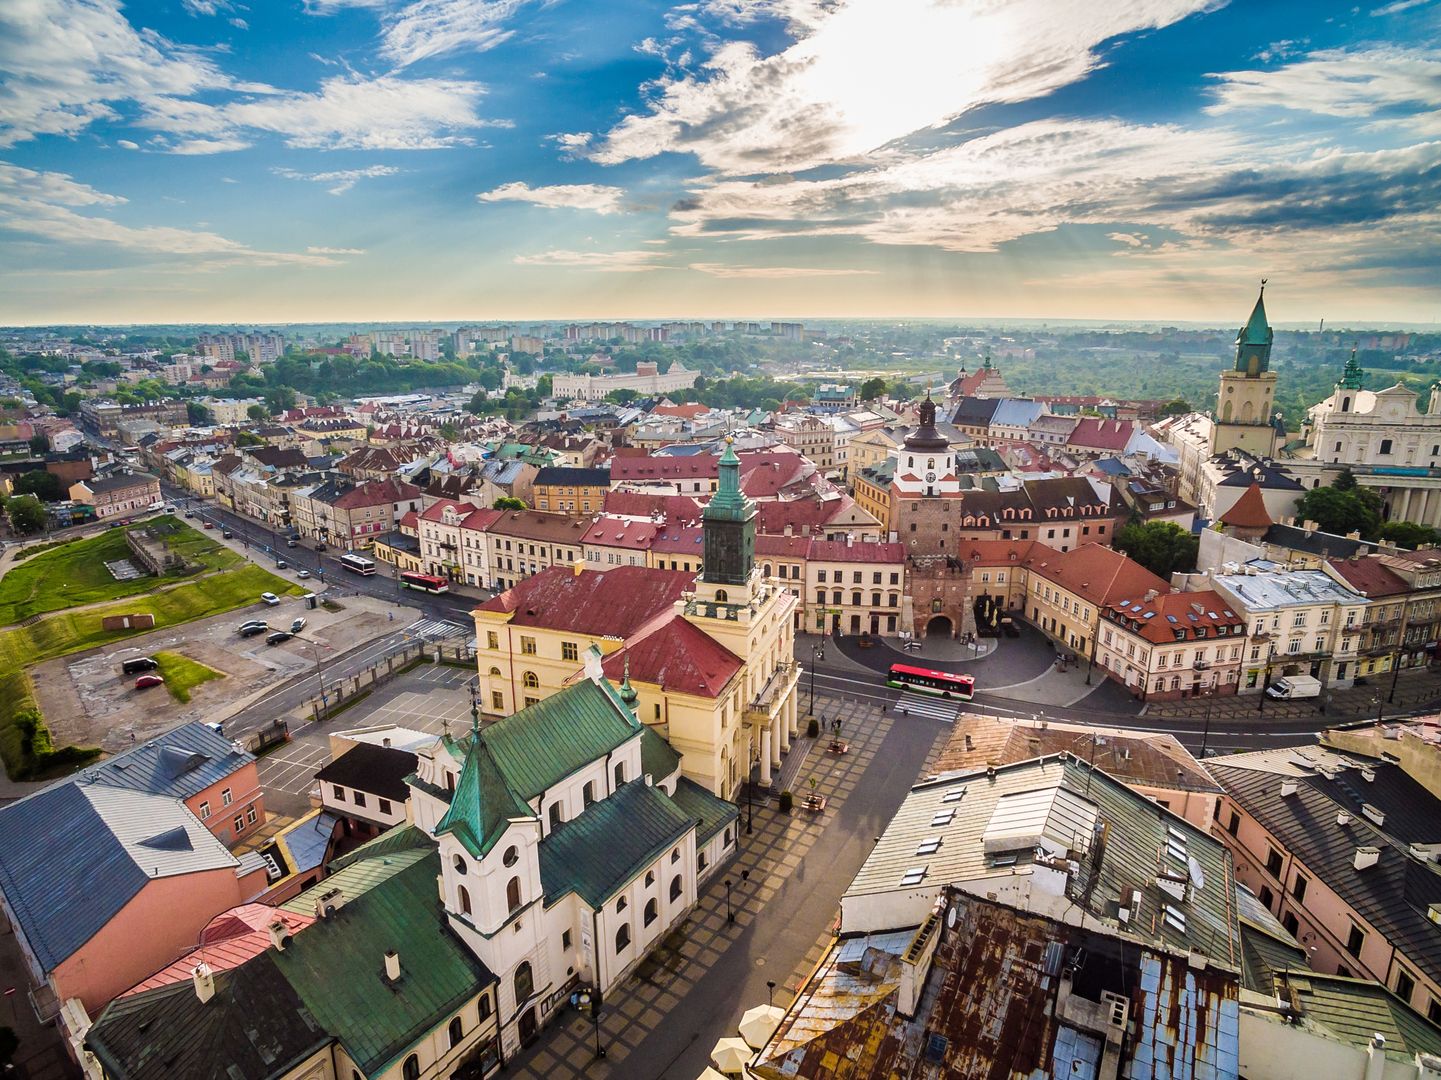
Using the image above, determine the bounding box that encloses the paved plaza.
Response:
[502,691,950,1080]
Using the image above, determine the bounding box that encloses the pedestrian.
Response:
[388,611,394,622]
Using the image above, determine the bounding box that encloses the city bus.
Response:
[399,571,450,595]
[338,553,377,576]
[886,663,975,700]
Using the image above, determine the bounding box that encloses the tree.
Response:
[1379,520,1441,550]
[1294,483,1382,539]
[1114,520,1199,579]
[605,388,640,405]
[5,495,46,534]
[234,430,265,447]
[859,377,888,402]
[246,404,268,422]
[186,401,214,426]
[263,387,296,415]
[1159,398,1191,417]
[14,471,63,501]
[28,434,48,456]
[494,496,527,511]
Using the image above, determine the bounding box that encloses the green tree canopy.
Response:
[186,401,214,426]
[1379,520,1441,550]
[1294,481,1382,539]
[1113,520,1199,579]
[859,377,888,401]
[5,495,46,534]
[1159,398,1191,417]
[27,434,48,456]
[13,471,63,501]
[493,496,526,510]
[605,388,640,405]
[246,404,268,422]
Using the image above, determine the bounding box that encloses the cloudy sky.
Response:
[2,0,1440,325]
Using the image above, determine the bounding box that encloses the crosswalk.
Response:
[404,618,470,641]
[894,690,962,724]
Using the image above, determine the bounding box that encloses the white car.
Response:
[260,592,281,606]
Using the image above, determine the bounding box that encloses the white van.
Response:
[1265,675,1322,700]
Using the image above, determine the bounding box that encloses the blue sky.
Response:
[2,0,1440,325]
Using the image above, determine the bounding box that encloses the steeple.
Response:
[1234,280,1274,376]
[701,437,756,587]
[435,736,530,859]
[903,390,948,453]
[1337,348,1365,391]
[617,655,638,713]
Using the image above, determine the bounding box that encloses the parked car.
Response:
[238,624,267,638]
[260,592,281,606]
[117,518,131,526]
[275,560,288,570]
[184,510,196,519]
[290,617,307,633]
[203,521,214,529]
[222,529,233,538]
[120,656,158,675]
[266,631,293,646]
[134,674,165,689]
[296,569,311,579]
[286,538,299,548]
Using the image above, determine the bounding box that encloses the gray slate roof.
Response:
[86,721,254,801]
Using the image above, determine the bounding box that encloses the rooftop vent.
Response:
[1280,780,1299,798]
[1354,846,1381,871]
[1337,810,1353,827]
[384,950,401,982]
[1360,803,1386,828]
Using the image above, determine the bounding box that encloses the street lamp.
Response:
[571,987,605,1060]
[746,754,759,835]
[766,980,777,1007]
[725,877,735,923]
[808,641,824,717]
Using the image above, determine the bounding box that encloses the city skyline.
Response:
[3,0,1440,325]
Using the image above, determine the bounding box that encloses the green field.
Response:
[0,669,100,781]
[0,519,243,626]
[153,651,224,704]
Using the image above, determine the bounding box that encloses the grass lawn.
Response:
[0,519,243,626]
[0,669,100,781]
[153,651,224,704]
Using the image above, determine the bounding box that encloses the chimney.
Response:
[1280,779,1298,797]
[193,961,216,1004]
[268,920,290,951]
[1337,810,1353,827]
[1365,1034,1387,1080]
[1354,846,1381,871]
[384,949,402,982]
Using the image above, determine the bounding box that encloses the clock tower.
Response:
[890,392,960,499]
[1213,283,1283,457]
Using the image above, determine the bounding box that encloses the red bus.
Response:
[886,663,975,700]
[399,571,450,595]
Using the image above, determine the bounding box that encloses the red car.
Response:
[203,521,215,529]
[134,674,165,689]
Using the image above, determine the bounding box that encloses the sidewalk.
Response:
[1141,665,1441,724]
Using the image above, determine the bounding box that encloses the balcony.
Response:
[747,661,797,720]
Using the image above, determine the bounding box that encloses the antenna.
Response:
[1187,856,1205,892]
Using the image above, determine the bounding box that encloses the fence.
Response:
[304,640,476,721]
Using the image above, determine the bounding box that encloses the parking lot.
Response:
[258,663,474,814]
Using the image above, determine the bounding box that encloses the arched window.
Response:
[763,563,772,577]
[522,671,539,689]
[448,1015,464,1048]
[548,803,563,829]
[614,761,625,787]
[670,875,683,901]
[452,853,467,874]
[458,884,472,916]
[715,589,728,602]
[615,924,631,953]
[616,896,628,914]
[644,898,659,926]
[478,993,492,1021]
[514,961,533,1005]
[488,666,501,677]
[506,876,522,913]
[403,1055,420,1080]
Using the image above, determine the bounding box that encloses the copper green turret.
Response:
[1234,282,1274,376]
[1337,348,1365,391]
[702,437,755,587]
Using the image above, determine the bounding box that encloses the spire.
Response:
[903,389,948,452]
[617,655,638,712]
[1233,280,1274,376]
[435,734,530,859]
[1337,347,1365,391]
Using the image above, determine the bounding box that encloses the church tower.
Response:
[891,392,960,499]
[1213,283,1282,457]
[697,438,756,602]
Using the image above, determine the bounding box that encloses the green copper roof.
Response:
[703,438,754,524]
[435,738,532,859]
[1240,288,1272,346]
[538,778,694,908]
[327,822,434,873]
[640,725,681,782]
[1337,349,1365,390]
[280,839,432,915]
[668,775,739,845]
[273,851,496,1076]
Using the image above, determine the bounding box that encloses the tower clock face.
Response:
[925,471,937,484]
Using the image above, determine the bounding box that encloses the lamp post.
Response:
[808,641,824,718]
[1199,687,1215,761]
[746,753,759,835]
[572,987,605,1060]
[766,980,777,1007]
[725,877,735,924]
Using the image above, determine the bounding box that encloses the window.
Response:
[1291,874,1307,903]
[562,641,578,662]
[403,1055,420,1080]
[487,631,499,650]
[644,898,659,927]
[1380,438,1393,455]
[1282,912,1299,935]
[233,815,244,833]
[506,876,522,913]
[331,785,346,802]
[583,781,595,807]
[353,791,367,808]
[198,800,210,819]
[670,875,683,901]
[645,870,655,887]
[615,924,631,953]
[514,961,533,1005]
[1265,848,1283,878]
[1228,811,1240,836]
[671,847,680,864]
[1429,1000,1441,1025]
[614,762,625,787]
[1346,924,1365,958]
[1396,968,1416,1003]
[817,570,826,583]
[378,798,391,816]
[246,806,257,826]
[1258,885,1274,908]
[491,690,504,711]
[458,885,472,916]
[520,636,537,655]
[561,929,572,951]
[616,896,628,914]
[454,853,468,874]
[221,788,233,807]
[548,803,563,829]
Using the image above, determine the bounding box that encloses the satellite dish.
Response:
[946,907,957,929]
[1187,856,1205,892]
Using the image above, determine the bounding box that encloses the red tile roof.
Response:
[330,478,422,509]
[122,904,314,996]
[486,509,590,543]
[601,616,741,698]
[649,403,710,419]
[611,455,718,482]
[418,498,472,523]
[1103,589,1242,644]
[1065,417,1135,452]
[602,490,705,522]
[1219,482,1273,529]
[807,539,905,564]
[756,533,812,559]
[1326,556,1410,597]
[649,524,705,554]
[1025,543,1170,607]
[580,516,662,550]
[476,564,695,636]
[960,539,1049,566]
[754,493,858,533]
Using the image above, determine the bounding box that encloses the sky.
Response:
[2,0,1440,326]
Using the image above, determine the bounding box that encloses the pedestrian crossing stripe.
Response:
[404,618,469,640]
[895,691,961,724]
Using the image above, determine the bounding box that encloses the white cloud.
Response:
[589,0,1219,173]
[379,0,530,67]
[478,181,627,213]
[168,136,253,154]
[275,164,401,194]
[688,261,876,277]
[512,248,671,272]
[229,17,248,29]
[1107,232,1146,247]
[1371,0,1431,14]
[0,162,337,266]
[182,0,230,14]
[116,138,139,149]
[307,245,366,255]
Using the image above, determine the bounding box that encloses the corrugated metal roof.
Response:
[278,845,430,916]
[82,786,238,879]
[83,720,254,800]
[669,776,738,845]
[539,778,693,908]
[1277,971,1441,1061]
